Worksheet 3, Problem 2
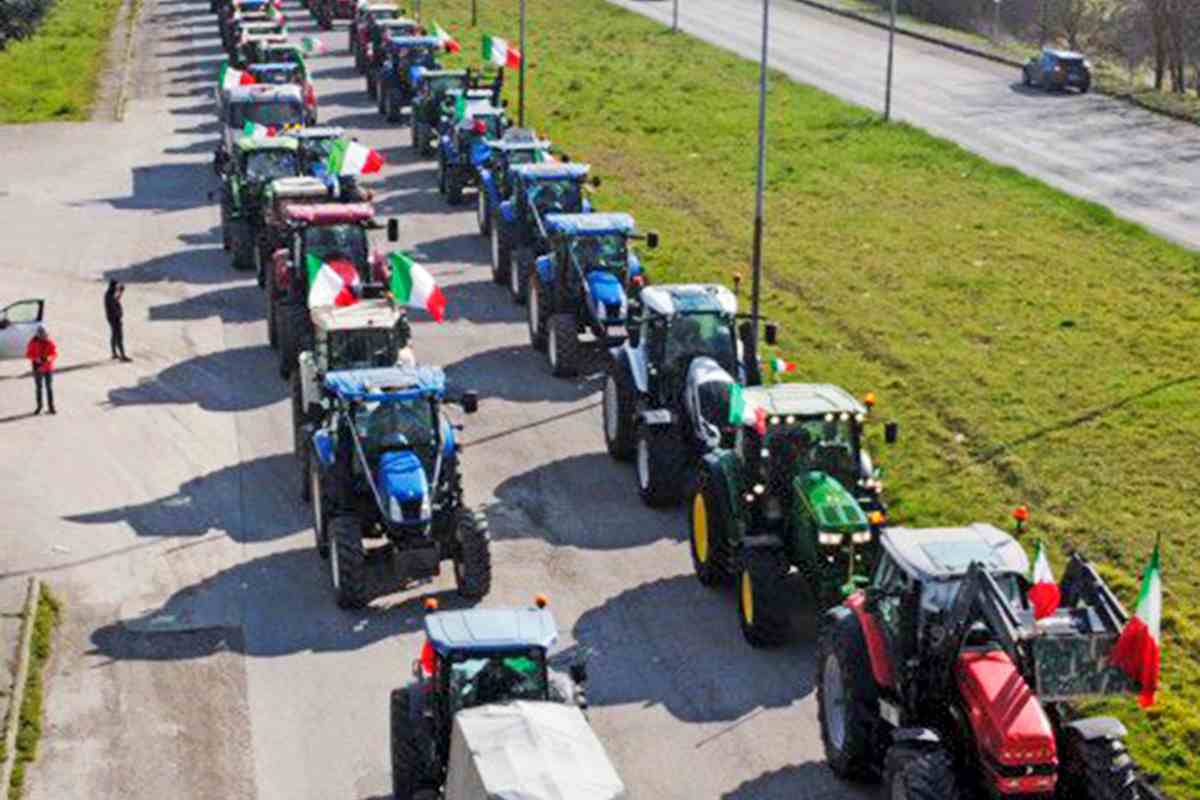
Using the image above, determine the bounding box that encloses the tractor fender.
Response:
[440,417,457,459]
[312,428,335,467]
[478,169,497,202]
[535,254,554,285]
[891,728,943,747]
[1062,717,1128,742]
[499,199,516,224]
[701,450,742,536]
[629,251,642,277]
[845,591,895,689]
[610,347,647,399]
[618,341,649,394]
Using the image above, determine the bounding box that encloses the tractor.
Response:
[818,522,1158,800]
[311,0,355,30]
[409,69,470,157]
[436,96,508,207]
[526,213,653,379]
[258,176,333,290]
[267,204,399,379]
[229,22,287,62]
[390,600,623,800]
[365,18,422,100]
[219,3,278,53]
[687,382,898,646]
[218,135,302,272]
[474,126,551,238]
[242,61,318,125]
[489,162,595,302]
[304,366,486,608]
[213,84,304,169]
[376,36,443,122]
[603,282,781,507]
[290,127,371,203]
[350,3,399,71]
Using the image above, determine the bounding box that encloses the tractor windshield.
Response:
[230,99,304,129]
[304,225,370,272]
[262,47,304,70]
[569,233,626,275]
[529,180,581,216]
[506,148,545,167]
[425,74,465,97]
[759,414,859,487]
[298,137,338,166]
[356,398,436,461]
[327,328,399,371]
[665,312,736,375]
[244,149,298,182]
[446,651,548,712]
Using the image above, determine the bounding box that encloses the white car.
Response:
[0,299,45,360]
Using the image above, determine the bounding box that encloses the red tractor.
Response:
[817,522,1159,800]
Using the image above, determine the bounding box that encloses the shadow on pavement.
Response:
[149,284,264,324]
[573,574,817,723]
[85,163,213,213]
[103,344,284,412]
[721,762,869,800]
[444,343,599,404]
[105,246,232,285]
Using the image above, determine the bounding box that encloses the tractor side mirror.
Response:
[591,175,602,188]
[569,662,588,684]
[885,421,899,444]
[764,322,778,346]
[501,98,509,108]
[645,231,659,250]
[460,390,479,414]
[387,218,400,242]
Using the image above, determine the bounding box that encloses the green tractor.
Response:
[688,383,898,647]
[217,135,300,271]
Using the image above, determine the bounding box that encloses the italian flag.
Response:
[306,254,361,308]
[326,137,384,176]
[301,36,326,55]
[772,356,796,374]
[242,120,273,137]
[1110,543,1163,708]
[388,253,446,322]
[483,34,521,69]
[728,384,766,435]
[433,22,460,54]
[1028,540,1060,620]
[453,93,467,121]
[219,63,255,89]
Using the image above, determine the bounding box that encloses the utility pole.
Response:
[672,0,679,32]
[992,0,1001,42]
[749,0,769,359]
[884,0,896,121]
[414,0,420,22]
[518,0,526,126]
[472,0,477,27]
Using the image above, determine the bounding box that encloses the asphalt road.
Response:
[0,0,874,798]
[613,0,1200,251]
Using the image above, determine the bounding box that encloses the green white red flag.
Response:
[482,34,521,69]
[301,36,326,55]
[772,356,796,374]
[728,384,766,435]
[242,120,274,137]
[1027,540,1060,620]
[326,137,384,175]
[388,253,445,322]
[305,254,361,308]
[433,22,460,54]
[1110,543,1163,708]
[219,62,255,90]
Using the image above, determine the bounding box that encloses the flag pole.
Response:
[884,0,896,121]
[749,0,770,368]
[518,0,527,127]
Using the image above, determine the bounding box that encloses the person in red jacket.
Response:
[25,326,57,415]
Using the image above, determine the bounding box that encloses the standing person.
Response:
[25,326,57,415]
[105,280,130,361]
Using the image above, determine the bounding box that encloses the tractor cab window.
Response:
[299,137,338,166]
[568,233,626,276]
[666,313,736,376]
[356,398,436,462]
[446,652,547,712]
[328,329,398,370]
[529,181,581,217]
[468,113,503,141]
[262,48,303,69]
[231,100,304,130]
[244,149,298,182]
[506,148,543,167]
[425,75,464,98]
[303,224,370,272]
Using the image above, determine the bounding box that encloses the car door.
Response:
[0,299,45,359]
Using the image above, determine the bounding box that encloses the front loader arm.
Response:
[931,563,1027,697]
[1059,553,1129,634]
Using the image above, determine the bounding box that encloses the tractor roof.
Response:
[268,176,330,198]
[387,34,438,48]
[247,62,300,76]
[641,284,737,317]
[417,68,466,79]
[239,22,286,36]
[291,126,345,140]
[424,607,558,655]
[236,135,299,152]
[324,365,446,400]
[881,524,1030,582]
[1043,48,1085,59]
[284,203,374,224]
[364,2,399,11]
[226,83,302,103]
[489,139,551,153]
[512,163,588,181]
[545,212,633,236]
[311,299,403,331]
[381,16,418,27]
[742,383,866,418]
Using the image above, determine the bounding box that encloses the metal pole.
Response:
[672,0,679,32]
[471,0,477,27]
[992,0,1000,42]
[749,0,769,357]
[415,0,420,22]
[518,0,526,126]
[884,0,896,121]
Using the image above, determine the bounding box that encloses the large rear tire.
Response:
[602,362,636,460]
[390,688,435,800]
[386,89,402,122]
[635,425,688,507]
[490,219,511,284]
[452,508,492,599]
[231,224,255,271]
[1061,729,1143,800]
[446,169,464,206]
[547,313,581,378]
[366,71,377,100]
[477,189,491,236]
[690,470,735,586]
[309,459,329,558]
[737,548,789,647]
[527,275,548,352]
[329,515,367,609]
[883,746,961,800]
[278,303,307,380]
[817,607,880,779]
[266,291,279,349]
[509,247,530,305]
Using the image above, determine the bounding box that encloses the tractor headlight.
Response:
[851,531,872,545]
[420,494,432,520]
[818,531,842,546]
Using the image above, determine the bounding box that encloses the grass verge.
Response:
[0,0,125,122]
[8,586,60,800]
[432,1,1200,794]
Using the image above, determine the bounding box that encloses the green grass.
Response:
[0,0,125,122]
[8,587,60,800]
[432,1,1200,794]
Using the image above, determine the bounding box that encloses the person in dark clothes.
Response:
[105,280,130,361]
[25,326,57,415]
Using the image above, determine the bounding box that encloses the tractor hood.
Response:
[585,271,626,323]
[796,471,868,534]
[377,450,429,525]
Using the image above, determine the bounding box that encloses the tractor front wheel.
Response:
[278,303,307,380]
[490,220,512,284]
[452,508,492,599]
[509,247,530,305]
[527,276,547,352]
[690,473,734,586]
[817,607,879,779]
[386,89,403,122]
[635,425,688,507]
[410,119,422,152]
[477,189,491,236]
[446,169,464,206]
[884,746,961,800]
[365,71,377,100]
[329,515,367,609]
[309,459,328,557]
[602,362,636,460]
[547,313,581,378]
[737,548,789,647]
[391,688,435,800]
[1060,729,1141,800]
[231,224,255,271]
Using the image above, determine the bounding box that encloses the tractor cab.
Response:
[637,284,738,402]
[235,135,300,186]
[291,126,344,172]
[218,84,304,155]
[382,35,441,79]
[366,19,422,78]
[233,23,288,60]
[246,61,301,86]
[280,203,379,295]
[255,43,307,76]
[410,70,470,155]
[483,131,553,194]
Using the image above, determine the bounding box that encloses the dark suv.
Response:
[1023,49,1091,93]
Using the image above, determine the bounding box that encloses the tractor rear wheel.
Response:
[509,247,531,305]
[690,471,734,586]
[266,291,279,349]
[309,459,329,557]
[452,508,492,599]
[817,607,879,779]
[477,189,491,236]
[602,361,636,460]
[635,425,688,507]
[366,71,377,99]
[527,275,548,352]
[254,242,268,288]
[231,225,255,271]
[490,219,512,284]
[391,688,435,800]
[446,169,464,206]
[547,313,581,378]
[329,515,367,608]
[278,303,307,380]
[737,548,789,647]
[410,119,422,152]
[386,89,403,122]
[884,746,961,800]
[1061,731,1142,800]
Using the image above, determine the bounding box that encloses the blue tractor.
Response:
[526,213,657,378]
[437,95,509,207]
[490,162,598,305]
[303,366,489,608]
[474,128,552,238]
[377,35,442,122]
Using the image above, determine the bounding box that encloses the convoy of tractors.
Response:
[205,0,1165,797]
